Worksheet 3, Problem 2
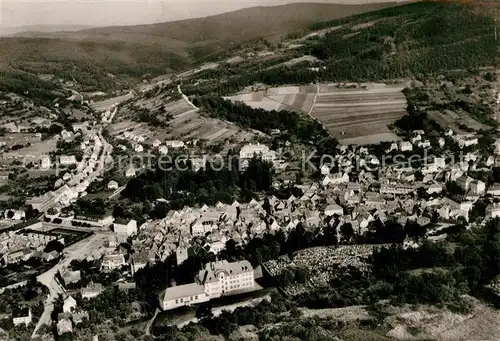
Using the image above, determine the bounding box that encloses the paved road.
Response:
[31,233,109,338]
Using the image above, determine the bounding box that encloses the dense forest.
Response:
[122,157,274,214]
[309,1,499,81]
[193,96,338,156]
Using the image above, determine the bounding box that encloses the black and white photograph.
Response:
[1,0,500,340]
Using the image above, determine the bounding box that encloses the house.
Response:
[190,157,207,171]
[40,155,51,169]
[6,209,25,220]
[159,260,255,311]
[61,130,74,142]
[59,155,77,166]
[81,282,103,299]
[196,260,254,297]
[12,307,32,326]
[324,203,343,217]
[63,296,77,313]
[456,175,474,192]
[129,251,149,274]
[125,167,136,178]
[159,145,169,155]
[488,183,500,196]
[117,282,137,292]
[418,140,431,149]
[427,182,443,195]
[322,173,349,186]
[72,122,89,132]
[320,164,331,175]
[239,143,276,162]
[72,311,89,325]
[107,180,119,190]
[159,283,209,311]
[495,139,500,155]
[176,238,190,266]
[134,144,144,153]
[100,254,126,271]
[470,180,486,195]
[113,219,137,236]
[2,122,19,133]
[165,140,185,149]
[60,270,81,286]
[42,250,60,262]
[454,134,478,148]
[399,141,413,152]
[487,203,500,218]
[57,315,73,335]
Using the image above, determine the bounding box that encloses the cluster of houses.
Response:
[0,222,65,265]
[26,124,111,211]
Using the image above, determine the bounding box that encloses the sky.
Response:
[0,0,403,28]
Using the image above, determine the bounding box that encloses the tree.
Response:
[470,199,487,222]
[44,240,64,253]
[47,207,58,215]
[404,221,427,241]
[340,223,354,242]
[196,302,213,320]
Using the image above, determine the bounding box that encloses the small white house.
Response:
[165,140,185,149]
[40,155,51,169]
[399,141,413,152]
[320,164,331,176]
[159,145,169,155]
[63,296,77,313]
[59,155,77,166]
[324,203,344,217]
[107,180,119,190]
[427,182,443,195]
[125,167,136,178]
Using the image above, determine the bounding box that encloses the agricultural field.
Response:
[226,85,317,112]
[117,92,256,146]
[90,91,135,112]
[1,137,58,160]
[312,83,408,145]
[226,82,408,145]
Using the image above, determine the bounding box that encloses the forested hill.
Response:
[0,2,400,99]
[181,1,500,97]
[308,0,500,81]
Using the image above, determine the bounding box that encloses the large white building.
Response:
[113,219,137,236]
[160,260,254,311]
[239,143,276,162]
[100,254,126,271]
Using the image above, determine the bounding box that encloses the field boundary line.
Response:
[306,83,336,141]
